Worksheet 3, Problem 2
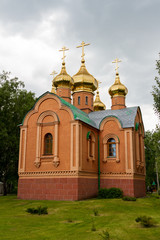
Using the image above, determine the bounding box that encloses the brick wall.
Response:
[18,177,98,201]
[100,178,146,197]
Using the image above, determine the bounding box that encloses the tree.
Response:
[0,71,36,195]
[152,56,160,119]
[145,127,160,188]
[145,131,156,187]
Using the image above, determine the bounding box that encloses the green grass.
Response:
[0,195,160,240]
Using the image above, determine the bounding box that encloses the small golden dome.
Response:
[108,72,128,97]
[72,59,98,93]
[51,84,56,94]
[94,90,106,111]
[54,62,74,88]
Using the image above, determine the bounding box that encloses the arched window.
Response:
[103,134,119,163]
[87,131,95,161]
[89,135,93,157]
[85,96,88,105]
[108,138,116,157]
[78,96,81,105]
[44,133,53,155]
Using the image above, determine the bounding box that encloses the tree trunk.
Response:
[3,181,7,196]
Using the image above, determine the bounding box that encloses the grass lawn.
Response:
[0,195,160,240]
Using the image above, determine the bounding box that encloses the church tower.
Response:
[108,58,128,110]
[93,80,106,111]
[72,41,98,113]
[51,46,73,103]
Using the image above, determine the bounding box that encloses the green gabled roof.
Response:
[21,91,98,129]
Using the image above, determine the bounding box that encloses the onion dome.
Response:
[51,82,56,93]
[108,72,128,97]
[50,71,57,93]
[72,41,98,93]
[94,90,106,111]
[53,62,74,89]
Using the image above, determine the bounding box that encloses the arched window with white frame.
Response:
[103,134,120,163]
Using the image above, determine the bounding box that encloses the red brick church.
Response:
[18,42,146,200]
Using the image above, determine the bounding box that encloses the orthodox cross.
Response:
[97,79,102,90]
[77,41,90,60]
[50,70,57,91]
[50,70,57,78]
[112,58,122,73]
[59,46,69,63]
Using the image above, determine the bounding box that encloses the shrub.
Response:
[91,220,96,231]
[122,196,136,201]
[67,218,73,223]
[93,208,99,216]
[26,206,48,215]
[99,230,110,240]
[135,216,156,228]
[158,189,160,195]
[98,188,109,198]
[98,187,123,199]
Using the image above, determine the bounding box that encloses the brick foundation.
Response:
[133,179,146,197]
[100,178,146,197]
[18,177,98,201]
[18,177,145,200]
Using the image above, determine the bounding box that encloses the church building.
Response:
[18,42,146,200]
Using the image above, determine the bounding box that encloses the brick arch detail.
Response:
[37,110,59,124]
[34,110,60,169]
[100,116,122,131]
[23,93,74,126]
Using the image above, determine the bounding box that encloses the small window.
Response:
[85,96,88,105]
[78,96,80,105]
[89,135,93,157]
[87,132,95,161]
[44,133,53,155]
[108,138,116,157]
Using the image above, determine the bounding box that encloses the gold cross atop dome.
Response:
[112,58,122,74]
[59,46,69,63]
[50,70,57,78]
[77,41,90,61]
[97,80,102,90]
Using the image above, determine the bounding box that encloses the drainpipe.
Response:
[98,135,100,190]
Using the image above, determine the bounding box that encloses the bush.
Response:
[98,188,108,198]
[122,196,136,201]
[98,188,123,199]
[67,218,73,223]
[135,216,156,228]
[26,206,48,215]
[93,208,99,216]
[158,189,160,195]
[91,220,96,231]
[99,230,110,240]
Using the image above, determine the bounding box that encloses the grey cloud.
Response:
[0,0,159,129]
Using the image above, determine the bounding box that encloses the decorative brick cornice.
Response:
[19,170,78,177]
[18,170,99,178]
[101,172,132,175]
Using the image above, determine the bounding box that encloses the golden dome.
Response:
[108,72,128,97]
[72,59,98,93]
[94,90,106,111]
[53,62,74,88]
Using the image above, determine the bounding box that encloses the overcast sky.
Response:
[0,0,159,131]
